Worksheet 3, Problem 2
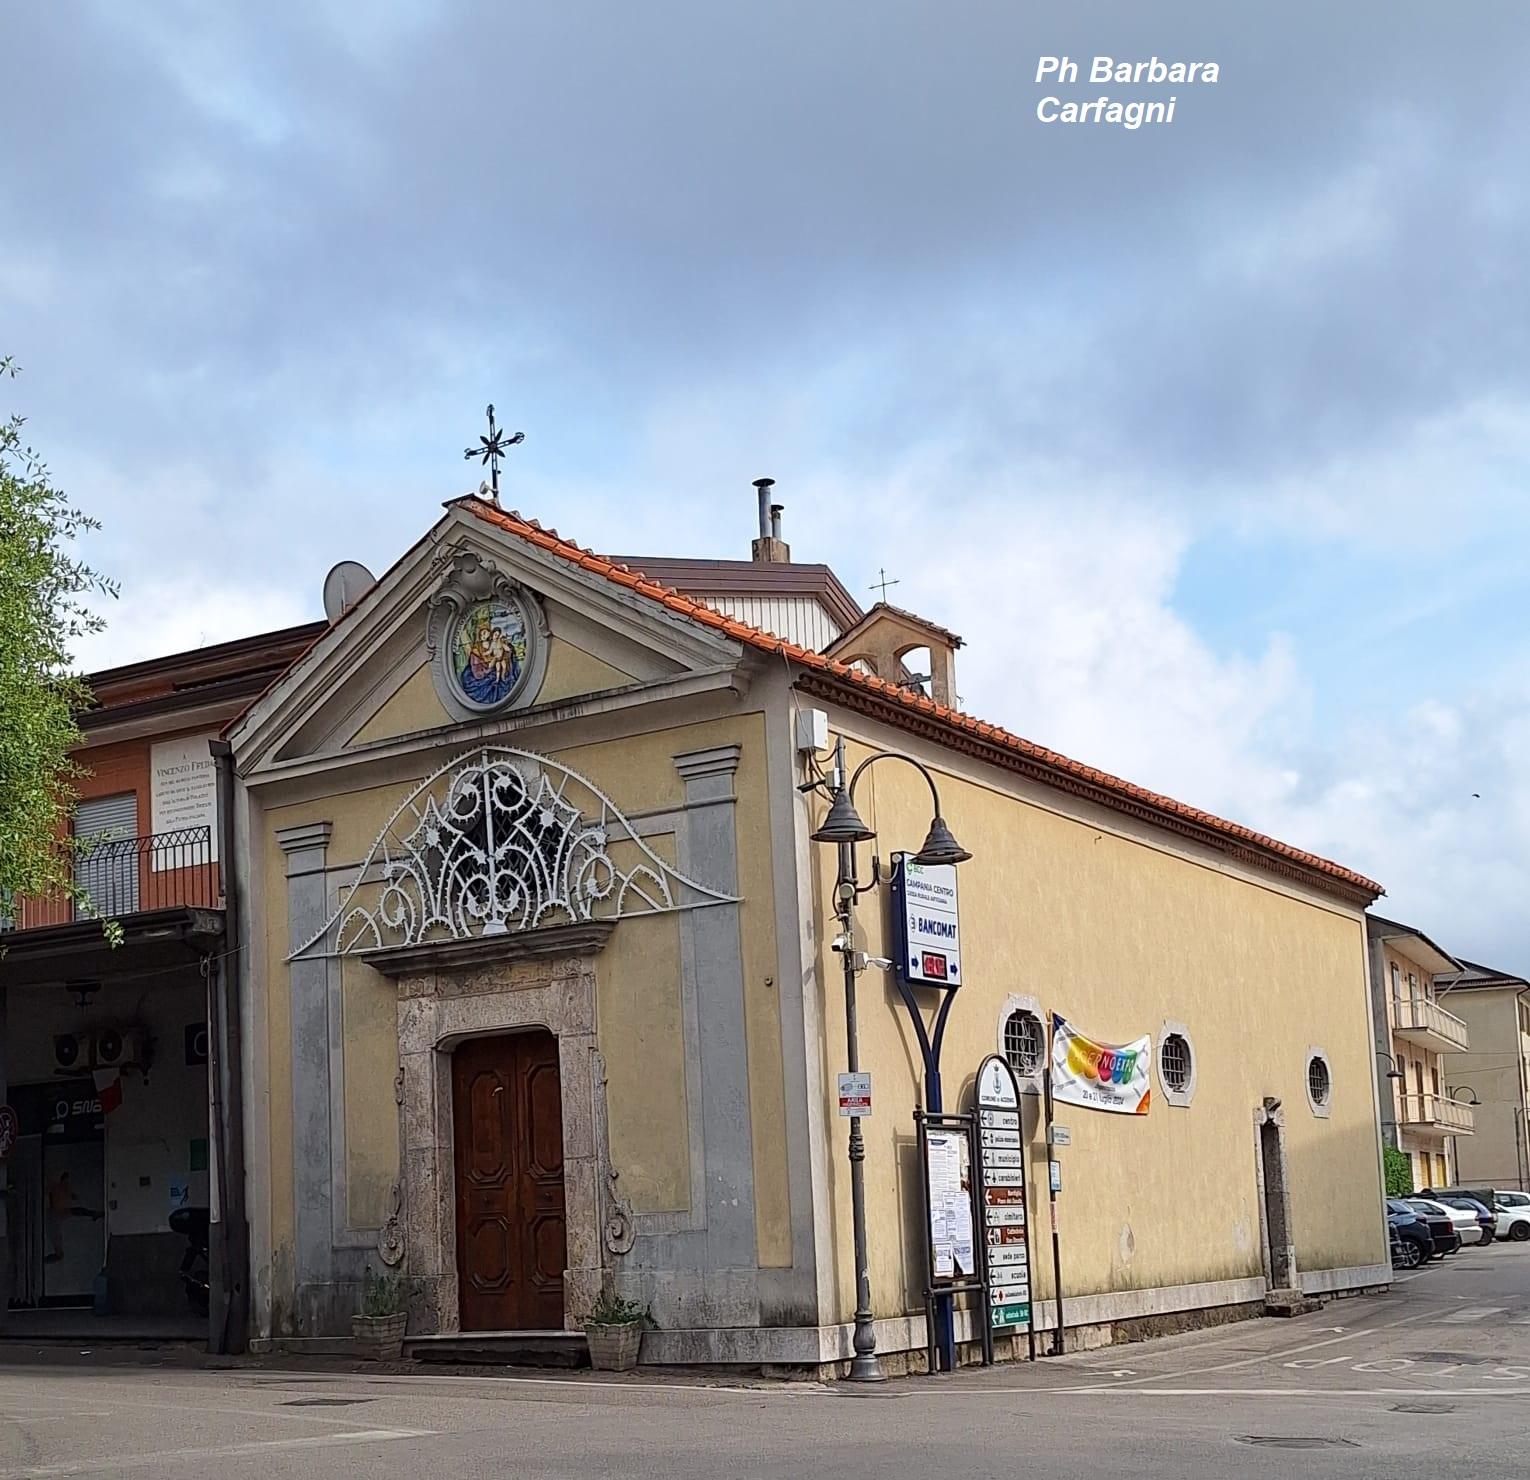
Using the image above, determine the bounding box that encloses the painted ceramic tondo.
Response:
[450,598,529,708]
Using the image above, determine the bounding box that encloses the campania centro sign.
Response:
[892,856,962,988]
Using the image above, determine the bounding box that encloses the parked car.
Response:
[1432,1194,1497,1246]
[1387,1199,1435,1269]
[1423,1185,1530,1242]
[1491,1190,1530,1240]
[1423,1185,1501,1218]
[1398,1197,1461,1257]
[1409,1197,1478,1250]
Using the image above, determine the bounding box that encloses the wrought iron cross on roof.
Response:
[464,403,524,503]
[870,568,900,603]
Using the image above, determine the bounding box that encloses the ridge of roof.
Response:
[610,553,865,634]
[1366,912,1462,974]
[828,599,964,652]
[1445,958,1530,990]
[460,497,1383,901]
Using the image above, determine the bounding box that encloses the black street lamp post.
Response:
[808,735,971,1383]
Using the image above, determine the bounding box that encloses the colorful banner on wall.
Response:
[1050,1014,1152,1115]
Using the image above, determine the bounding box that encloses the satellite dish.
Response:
[322,561,377,624]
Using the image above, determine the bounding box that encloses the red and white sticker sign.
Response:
[837,1071,872,1117]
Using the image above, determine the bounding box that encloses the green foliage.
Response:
[360,1265,410,1317]
[0,358,116,922]
[587,1286,650,1327]
[1384,1145,1414,1197]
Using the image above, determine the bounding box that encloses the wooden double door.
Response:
[452,1031,567,1331]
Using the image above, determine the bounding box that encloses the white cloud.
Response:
[73,580,309,673]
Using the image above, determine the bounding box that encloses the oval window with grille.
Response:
[1160,1034,1192,1092]
[1003,1009,1046,1078]
[1307,1051,1332,1117]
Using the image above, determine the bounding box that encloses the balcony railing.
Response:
[2,826,218,933]
[1392,993,1470,1052]
[1399,1092,1475,1136]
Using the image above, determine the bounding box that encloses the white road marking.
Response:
[1442,1306,1507,1322]
[232,1369,827,1397]
[1050,1387,1530,1397]
[0,1427,433,1478]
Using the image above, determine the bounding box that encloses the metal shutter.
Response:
[74,792,140,916]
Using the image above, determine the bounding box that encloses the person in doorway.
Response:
[44,1172,101,1264]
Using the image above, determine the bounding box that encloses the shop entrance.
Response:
[6,1082,107,1308]
[452,1031,567,1331]
[3,974,211,1331]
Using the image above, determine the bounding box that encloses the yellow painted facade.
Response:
[811,730,1387,1327]
[232,499,1389,1365]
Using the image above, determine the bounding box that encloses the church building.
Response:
[224,489,1390,1371]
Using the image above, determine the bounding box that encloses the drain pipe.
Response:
[209,738,250,1353]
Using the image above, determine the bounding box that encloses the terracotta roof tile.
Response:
[461,496,1381,899]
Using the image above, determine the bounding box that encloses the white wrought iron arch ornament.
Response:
[289,746,737,961]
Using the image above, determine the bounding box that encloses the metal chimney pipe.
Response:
[753,478,775,541]
[770,503,784,541]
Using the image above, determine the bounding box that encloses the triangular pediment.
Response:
[230,501,745,777]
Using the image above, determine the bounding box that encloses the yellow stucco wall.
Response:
[350,664,447,745]
[348,638,638,748]
[341,957,402,1228]
[536,639,635,705]
[598,908,690,1212]
[814,732,1386,1324]
[254,707,791,1304]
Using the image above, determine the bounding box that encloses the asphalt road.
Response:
[1,1242,1527,1478]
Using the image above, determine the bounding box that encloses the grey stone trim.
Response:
[396,956,607,1335]
[637,1266,1393,1368]
[671,743,743,787]
[360,921,616,978]
[275,821,332,867]
[1301,1261,1391,1295]
[617,743,759,1327]
[281,820,349,1331]
[1253,1098,1299,1293]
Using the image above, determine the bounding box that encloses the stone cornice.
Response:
[359,919,617,978]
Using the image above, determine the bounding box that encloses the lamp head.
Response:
[811,788,876,845]
[913,815,971,867]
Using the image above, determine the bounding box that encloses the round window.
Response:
[1003,1009,1045,1076]
[1160,1033,1192,1093]
[1307,1053,1332,1108]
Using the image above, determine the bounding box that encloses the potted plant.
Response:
[583,1286,649,1372]
[352,1267,410,1361]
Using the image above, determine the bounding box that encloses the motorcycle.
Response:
[169,1206,210,1315]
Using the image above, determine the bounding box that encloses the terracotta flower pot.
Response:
[352,1311,408,1362]
[584,1321,643,1372]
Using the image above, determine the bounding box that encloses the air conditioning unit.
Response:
[53,1033,89,1073]
[94,1028,146,1070]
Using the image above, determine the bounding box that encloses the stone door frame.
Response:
[1253,1097,1298,1293]
[393,938,612,1335]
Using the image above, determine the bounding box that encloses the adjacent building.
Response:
[1364,916,1474,1190]
[0,622,323,1340]
[218,491,1390,1371]
[1442,962,1530,1192]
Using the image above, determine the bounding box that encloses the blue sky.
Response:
[4,1,1530,964]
